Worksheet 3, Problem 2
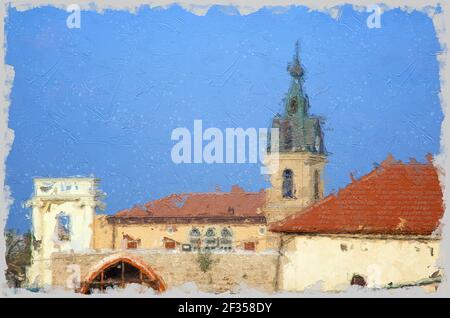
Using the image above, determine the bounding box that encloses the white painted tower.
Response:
[26,178,103,287]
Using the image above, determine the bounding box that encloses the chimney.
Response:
[380,153,396,167]
[231,185,244,193]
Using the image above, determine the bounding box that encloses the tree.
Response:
[5,230,32,288]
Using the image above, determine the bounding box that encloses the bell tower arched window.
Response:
[282,169,294,199]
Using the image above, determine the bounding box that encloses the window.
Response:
[205,228,216,237]
[56,213,71,241]
[182,244,192,252]
[204,228,217,250]
[190,228,201,237]
[314,170,320,200]
[284,125,293,150]
[221,228,232,237]
[258,227,266,235]
[167,226,175,235]
[288,98,298,115]
[123,234,140,249]
[165,241,176,249]
[350,274,367,287]
[220,228,233,251]
[127,241,138,249]
[282,169,294,199]
[244,242,256,251]
[189,228,201,250]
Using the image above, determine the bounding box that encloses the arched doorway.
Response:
[79,255,166,294]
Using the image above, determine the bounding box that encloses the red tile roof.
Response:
[110,185,266,223]
[270,154,444,236]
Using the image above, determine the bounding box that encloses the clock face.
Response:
[288,98,298,114]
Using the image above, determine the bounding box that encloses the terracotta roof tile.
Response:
[270,155,444,236]
[113,185,266,220]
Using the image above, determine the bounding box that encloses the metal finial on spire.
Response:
[287,40,304,79]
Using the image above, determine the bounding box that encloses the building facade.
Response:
[25,45,444,294]
[270,156,444,291]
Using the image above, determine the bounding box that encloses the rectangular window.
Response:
[190,238,201,250]
[56,213,71,241]
[220,238,232,251]
[127,241,137,249]
[182,244,192,252]
[165,241,176,249]
[204,238,217,250]
[244,242,256,251]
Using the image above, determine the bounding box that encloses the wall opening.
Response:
[350,274,367,287]
[189,227,201,250]
[204,227,218,250]
[80,256,166,294]
[314,170,320,200]
[220,227,233,251]
[282,169,294,199]
[55,212,71,241]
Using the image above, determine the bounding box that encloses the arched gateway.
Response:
[79,254,166,294]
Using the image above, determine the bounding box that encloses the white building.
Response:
[26,178,103,287]
[271,155,444,292]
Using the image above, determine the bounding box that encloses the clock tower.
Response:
[265,42,327,223]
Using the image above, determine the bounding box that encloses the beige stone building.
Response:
[25,47,444,294]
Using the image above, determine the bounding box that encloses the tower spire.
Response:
[269,40,325,155]
[287,40,304,80]
[265,41,327,224]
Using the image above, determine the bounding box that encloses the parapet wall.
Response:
[51,249,279,294]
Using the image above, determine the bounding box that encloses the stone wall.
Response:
[51,249,279,294]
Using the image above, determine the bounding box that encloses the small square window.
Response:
[244,242,256,251]
[167,226,175,234]
[165,241,176,249]
[127,241,137,249]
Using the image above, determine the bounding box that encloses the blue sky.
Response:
[5,5,443,231]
